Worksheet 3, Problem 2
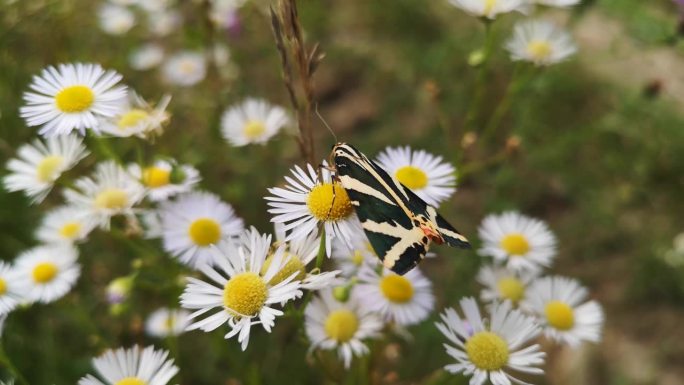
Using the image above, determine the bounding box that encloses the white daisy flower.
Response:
[98,92,171,139]
[35,205,97,245]
[506,19,577,66]
[14,244,80,304]
[128,160,200,202]
[78,345,178,385]
[20,63,127,136]
[375,146,457,207]
[530,0,580,7]
[180,227,303,350]
[145,308,192,338]
[129,44,165,71]
[265,163,359,256]
[305,288,383,368]
[447,0,526,19]
[147,10,182,37]
[4,134,89,203]
[331,226,379,278]
[477,265,538,305]
[478,211,557,273]
[64,161,146,229]
[159,191,244,268]
[162,51,207,87]
[355,265,434,326]
[220,98,289,147]
[0,262,22,315]
[436,298,545,385]
[522,276,604,347]
[98,4,135,35]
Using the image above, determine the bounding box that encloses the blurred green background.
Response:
[1,0,684,384]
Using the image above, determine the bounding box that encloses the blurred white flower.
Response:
[128,159,200,202]
[162,51,206,87]
[0,262,22,315]
[98,4,135,35]
[147,10,182,36]
[477,264,537,305]
[79,346,178,385]
[129,44,165,71]
[506,19,577,66]
[331,222,379,278]
[447,0,526,19]
[4,134,89,203]
[36,205,97,245]
[221,98,289,147]
[145,308,192,338]
[98,93,171,139]
[20,63,127,136]
[14,244,80,304]
[531,0,581,7]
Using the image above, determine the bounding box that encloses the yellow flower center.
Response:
[352,250,364,266]
[223,272,268,317]
[465,331,509,371]
[94,188,129,210]
[496,277,525,303]
[36,155,65,182]
[544,300,575,331]
[117,109,149,130]
[114,378,146,385]
[395,166,428,190]
[142,166,171,188]
[306,183,353,221]
[188,218,221,246]
[243,120,266,139]
[379,274,414,303]
[324,309,359,343]
[484,0,498,15]
[500,233,530,256]
[55,85,95,113]
[33,262,59,284]
[261,253,306,286]
[59,222,82,239]
[527,40,553,61]
[179,61,197,75]
[0,278,6,295]
[164,315,175,330]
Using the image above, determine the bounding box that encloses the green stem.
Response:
[0,343,29,385]
[480,62,526,145]
[90,135,122,164]
[463,19,496,136]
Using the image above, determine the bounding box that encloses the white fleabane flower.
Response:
[145,308,192,338]
[331,224,379,278]
[20,63,127,136]
[128,160,200,202]
[506,19,577,66]
[265,163,359,256]
[98,4,135,35]
[220,98,289,147]
[36,205,97,245]
[162,51,207,87]
[531,0,580,7]
[64,161,146,229]
[522,276,604,347]
[147,10,182,37]
[355,265,433,326]
[448,0,526,19]
[159,191,244,268]
[98,93,171,139]
[4,135,89,203]
[375,146,456,207]
[478,211,557,273]
[305,289,383,368]
[129,44,165,71]
[0,262,22,315]
[180,228,303,350]
[78,346,178,385]
[477,265,537,305]
[436,298,545,385]
[14,244,80,304]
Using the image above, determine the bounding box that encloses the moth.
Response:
[329,142,470,275]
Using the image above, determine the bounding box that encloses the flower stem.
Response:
[0,343,29,385]
[90,134,122,164]
[463,19,496,136]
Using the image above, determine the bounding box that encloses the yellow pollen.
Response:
[352,250,364,266]
[527,40,553,61]
[55,85,95,113]
[0,278,6,295]
[36,155,65,182]
[32,262,58,284]
[496,277,525,303]
[324,309,359,343]
[114,378,146,385]
[466,331,509,370]
[223,272,268,317]
[544,300,575,331]
[243,120,266,139]
[500,233,530,256]
[188,218,221,246]
[484,0,498,15]
[142,166,171,188]
[395,166,428,190]
[117,109,149,130]
[306,183,353,221]
[59,222,82,239]
[94,188,129,210]
[261,253,306,286]
[380,274,414,303]
[164,316,175,330]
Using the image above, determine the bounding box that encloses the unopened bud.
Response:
[106,276,135,305]
[461,132,477,149]
[170,165,187,184]
[505,135,522,153]
[333,285,351,302]
[468,49,485,67]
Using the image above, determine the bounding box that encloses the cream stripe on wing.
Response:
[338,175,397,206]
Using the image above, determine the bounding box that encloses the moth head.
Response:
[414,214,444,245]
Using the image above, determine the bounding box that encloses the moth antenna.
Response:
[315,103,337,143]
